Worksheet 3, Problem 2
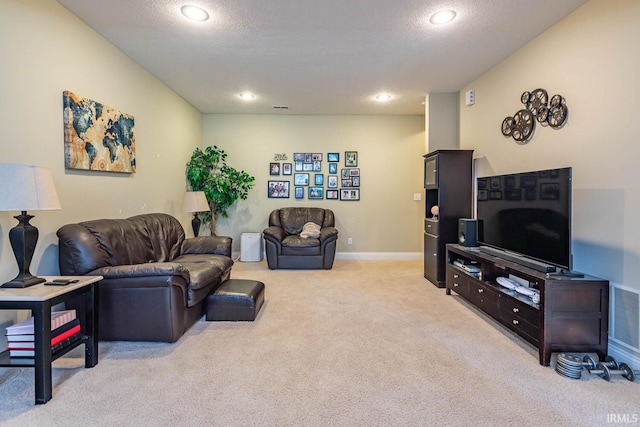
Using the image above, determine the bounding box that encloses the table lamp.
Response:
[0,163,61,288]
[182,191,210,237]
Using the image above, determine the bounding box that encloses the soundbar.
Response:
[477,246,556,273]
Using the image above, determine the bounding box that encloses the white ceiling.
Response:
[56,0,588,115]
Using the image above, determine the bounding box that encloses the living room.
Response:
[1,0,639,423]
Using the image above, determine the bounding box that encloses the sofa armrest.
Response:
[263,226,285,242]
[181,236,232,257]
[91,262,190,282]
[319,226,338,243]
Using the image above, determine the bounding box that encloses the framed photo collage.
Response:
[268,151,360,201]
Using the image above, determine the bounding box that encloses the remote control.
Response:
[44,279,79,286]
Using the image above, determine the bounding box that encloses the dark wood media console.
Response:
[445,244,609,366]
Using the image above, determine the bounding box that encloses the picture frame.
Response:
[504,176,516,188]
[327,152,339,162]
[505,188,522,201]
[345,151,358,167]
[524,188,536,201]
[489,190,503,200]
[327,175,338,188]
[477,178,488,190]
[294,173,310,186]
[521,174,537,188]
[340,188,360,201]
[309,187,323,199]
[63,91,136,173]
[314,174,324,185]
[268,180,290,198]
[270,162,280,176]
[477,189,488,201]
[342,179,352,187]
[293,153,305,162]
[349,168,359,176]
[282,163,292,175]
[341,168,350,179]
[312,153,322,161]
[295,161,303,171]
[326,190,338,200]
[351,176,360,187]
[329,163,338,174]
[540,183,560,200]
[295,187,304,199]
[490,177,501,189]
[313,161,322,172]
[303,163,313,171]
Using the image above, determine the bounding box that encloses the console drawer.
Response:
[499,297,539,326]
[446,267,469,298]
[499,296,539,343]
[468,281,498,316]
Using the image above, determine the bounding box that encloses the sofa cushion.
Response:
[80,218,155,266]
[128,213,185,262]
[174,254,233,307]
[279,207,327,235]
[281,235,321,256]
[173,254,234,290]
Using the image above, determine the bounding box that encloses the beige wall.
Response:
[0,0,202,324]
[202,114,425,256]
[459,0,640,359]
[425,93,459,153]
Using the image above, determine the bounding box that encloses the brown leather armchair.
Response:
[263,207,338,269]
[57,213,233,342]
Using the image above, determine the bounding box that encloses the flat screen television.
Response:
[476,167,572,271]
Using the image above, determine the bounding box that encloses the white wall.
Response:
[202,114,425,256]
[0,0,202,325]
[459,0,640,360]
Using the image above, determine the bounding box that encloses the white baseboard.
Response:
[608,344,640,371]
[335,252,422,261]
[231,251,422,261]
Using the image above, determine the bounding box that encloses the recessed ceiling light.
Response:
[375,94,392,102]
[181,5,210,22]
[239,92,256,100]
[429,10,457,25]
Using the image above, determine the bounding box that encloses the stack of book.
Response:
[5,309,82,358]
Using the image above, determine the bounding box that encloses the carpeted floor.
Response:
[0,260,637,426]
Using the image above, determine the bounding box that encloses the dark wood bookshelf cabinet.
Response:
[446,244,609,366]
[423,150,473,287]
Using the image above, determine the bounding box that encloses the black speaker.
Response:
[458,219,478,247]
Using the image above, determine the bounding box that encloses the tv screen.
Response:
[476,167,572,270]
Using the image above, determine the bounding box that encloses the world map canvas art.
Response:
[63,91,136,173]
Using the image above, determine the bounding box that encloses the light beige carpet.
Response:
[0,260,637,426]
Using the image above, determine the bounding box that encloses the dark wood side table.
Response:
[0,276,102,404]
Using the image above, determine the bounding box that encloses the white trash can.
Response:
[240,232,263,262]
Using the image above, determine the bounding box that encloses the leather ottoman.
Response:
[206,279,265,321]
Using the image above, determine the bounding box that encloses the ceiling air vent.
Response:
[272,105,289,110]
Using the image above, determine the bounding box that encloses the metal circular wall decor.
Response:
[511,109,534,143]
[501,88,568,143]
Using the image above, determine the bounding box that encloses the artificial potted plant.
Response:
[186,146,255,235]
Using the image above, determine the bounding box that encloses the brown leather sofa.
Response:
[263,207,338,269]
[57,213,233,342]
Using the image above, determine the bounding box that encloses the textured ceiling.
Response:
[56,0,588,115]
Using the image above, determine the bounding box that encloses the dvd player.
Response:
[453,260,480,273]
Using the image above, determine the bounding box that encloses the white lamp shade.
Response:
[182,191,210,213]
[0,163,61,211]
